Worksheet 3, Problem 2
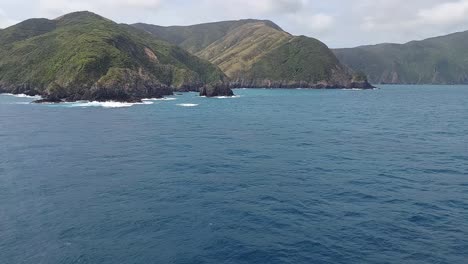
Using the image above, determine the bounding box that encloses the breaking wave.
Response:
[3,93,42,99]
[214,95,241,99]
[143,97,177,101]
[64,101,154,108]
[200,95,241,99]
[177,103,199,107]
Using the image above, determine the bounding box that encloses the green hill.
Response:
[334,31,468,84]
[0,11,228,102]
[133,20,372,88]
[133,19,279,54]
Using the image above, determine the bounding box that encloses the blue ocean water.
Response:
[0,86,467,264]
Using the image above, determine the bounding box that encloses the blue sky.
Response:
[1,0,468,48]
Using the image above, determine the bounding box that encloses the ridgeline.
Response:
[0,11,229,102]
[133,20,373,89]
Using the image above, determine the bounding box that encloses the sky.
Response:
[1,0,468,48]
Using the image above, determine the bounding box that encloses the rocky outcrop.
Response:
[199,82,235,97]
[0,82,42,97]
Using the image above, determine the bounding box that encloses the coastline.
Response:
[0,83,376,104]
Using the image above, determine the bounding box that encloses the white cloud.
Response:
[38,0,95,16]
[346,0,468,47]
[287,13,335,34]
[0,8,18,28]
[260,0,307,13]
[38,0,163,17]
[418,0,468,25]
[104,0,162,9]
[308,13,335,32]
[3,0,468,47]
[197,0,308,18]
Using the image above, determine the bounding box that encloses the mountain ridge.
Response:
[133,20,372,89]
[0,11,230,102]
[133,19,286,54]
[334,30,468,84]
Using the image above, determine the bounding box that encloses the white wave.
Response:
[214,95,241,99]
[2,93,42,99]
[342,88,364,91]
[200,95,241,99]
[143,97,177,101]
[177,103,199,107]
[66,101,153,108]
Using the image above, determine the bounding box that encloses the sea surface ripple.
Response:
[0,86,467,263]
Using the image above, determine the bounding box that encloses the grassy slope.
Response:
[134,20,359,87]
[133,19,281,54]
[248,36,344,83]
[334,31,468,84]
[196,21,291,78]
[0,11,226,100]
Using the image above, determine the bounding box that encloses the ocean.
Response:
[1,86,467,263]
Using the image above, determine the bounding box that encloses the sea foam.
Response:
[177,103,199,107]
[200,95,241,99]
[143,97,177,101]
[214,95,241,99]
[65,101,154,108]
[3,93,42,99]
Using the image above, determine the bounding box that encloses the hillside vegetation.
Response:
[0,11,227,102]
[134,20,371,88]
[334,31,468,84]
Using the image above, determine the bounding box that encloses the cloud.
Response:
[4,0,468,47]
[344,0,468,47]
[38,0,163,17]
[104,0,163,9]
[418,0,468,25]
[0,9,18,28]
[358,0,468,30]
[259,0,307,13]
[306,14,335,32]
[288,13,335,34]
[191,0,334,37]
[197,0,308,18]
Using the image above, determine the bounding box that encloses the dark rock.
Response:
[200,82,235,97]
[33,98,63,104]
[346,80,375,89]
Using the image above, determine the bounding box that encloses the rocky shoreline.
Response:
[17,80,375,104]
[1,79,374,104]
[222,79,375,90]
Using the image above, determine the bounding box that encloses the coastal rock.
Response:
[33,98,63,104]
[88,68,174,101]
[199,83,234,97]
[346,80,375,89]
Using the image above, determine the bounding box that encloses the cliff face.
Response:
[0,11,233,102]
[334,30,468,85]
[134,20,373,89]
